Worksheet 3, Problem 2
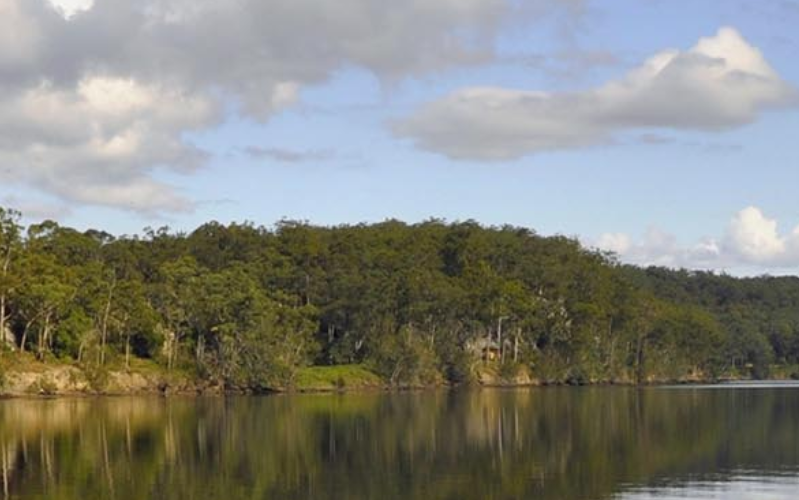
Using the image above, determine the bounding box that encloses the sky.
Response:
[1,0,799,276]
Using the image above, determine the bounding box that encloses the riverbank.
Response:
[0,357,207,397]
[0,360,531,397]
[0,357,792,398]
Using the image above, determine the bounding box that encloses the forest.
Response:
[1,206,798,390]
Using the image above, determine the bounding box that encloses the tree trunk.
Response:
[167,332,174,371]
[635,335,647,385]
[99,276,116,366]
[168,331,180,371]
[195,334,204,364]
[0,246,11,347]
[0,294,6,349]
[497,316,504,363]
[37,312,52,360]
[20,315,37,353]
[125,334,131,370]
[607,317,615,378]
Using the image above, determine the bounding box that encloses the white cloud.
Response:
[47,0,93,18]
[1,0,581,213]
[596,232,632,255]
[598,227,723,269]
[594,207,799,274]
[725,206,788,262]
[0,76,216,212]
[394,27,797,160]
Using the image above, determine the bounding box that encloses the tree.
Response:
[15,253,76,358]
[0,208,21,348]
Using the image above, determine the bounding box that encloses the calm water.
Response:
[1,384,798,499]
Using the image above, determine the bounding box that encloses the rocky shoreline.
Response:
[0,365,215,397]
[0,362,761,399]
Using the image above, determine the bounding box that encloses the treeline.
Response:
[0,207,797,389]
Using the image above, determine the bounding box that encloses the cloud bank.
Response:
[394,28,796,160]
[595,207,799,274]
[2,0,578,213]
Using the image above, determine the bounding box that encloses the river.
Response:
[0,383,797,499]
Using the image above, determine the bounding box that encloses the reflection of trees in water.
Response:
[0,389,797,500]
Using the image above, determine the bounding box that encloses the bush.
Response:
[368,327,441,386]
[29,375,58,396]
[565,367,589,386]
[499,360,521,382]
[82,363,110,392]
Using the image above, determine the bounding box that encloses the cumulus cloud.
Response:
[1,0,579,213]
[0,76,216,212]
[594,207,799,274]
[598,227,724,270]
[394,27,797,160]
[725,206,789,262]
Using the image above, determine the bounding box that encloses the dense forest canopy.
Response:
[1,206,797,389]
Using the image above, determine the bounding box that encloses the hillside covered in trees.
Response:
[1,207,798,391]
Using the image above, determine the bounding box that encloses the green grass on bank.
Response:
[294,365,384,391]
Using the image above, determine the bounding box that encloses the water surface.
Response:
[1,384,798,499]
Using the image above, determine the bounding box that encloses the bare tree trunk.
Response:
[607,317,616,379]
[636,335,647,385]
[168,331,180,371]
[0,246,11,347]
[497,316,504,363]
[20,315,38,353]
[167,333,173,371]
[0,295,7,351]
[0,295,6,349]
[125,334,131,370]
[99,276,117,366]
[37,312,52,360]
[195,334,204,365]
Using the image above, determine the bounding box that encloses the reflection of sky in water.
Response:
[660,381,799,390]
[619,473,799,500]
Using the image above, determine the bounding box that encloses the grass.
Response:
[294,364,384,392]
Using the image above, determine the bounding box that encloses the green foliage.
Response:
[293,364,383,391]
[498,360,523,382]
[1,206,798,390]
[82,362,111,392]
[368,326,440,386]
[53,309,93,358]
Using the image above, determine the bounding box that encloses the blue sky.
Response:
[2,0,799,274]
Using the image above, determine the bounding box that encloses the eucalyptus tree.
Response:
[0,208,21,347]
